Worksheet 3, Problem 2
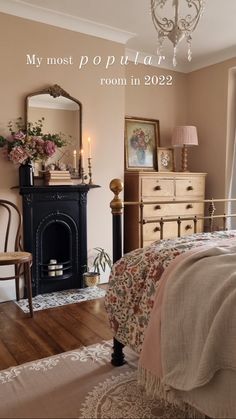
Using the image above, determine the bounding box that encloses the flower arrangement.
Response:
[130,128,153,164]
[0,117,67,165]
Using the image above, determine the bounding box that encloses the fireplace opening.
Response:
[35,210,81,295]
[40,221,72,281]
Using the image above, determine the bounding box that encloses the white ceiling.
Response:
[1,0,236,72]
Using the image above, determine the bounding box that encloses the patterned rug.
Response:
[0,341,191,419]
[15,287,106,313]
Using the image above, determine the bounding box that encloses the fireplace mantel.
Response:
[20,184,99,296]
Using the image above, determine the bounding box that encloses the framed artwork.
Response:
[125,117,160,171]
[157,147,174,172]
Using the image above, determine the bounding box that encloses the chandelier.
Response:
[150,0,205,66]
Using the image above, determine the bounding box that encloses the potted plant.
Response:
[83,247,112,287]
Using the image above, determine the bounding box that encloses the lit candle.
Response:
[80,149,84,169]
[73,149,77,169]
[88,137,92,158]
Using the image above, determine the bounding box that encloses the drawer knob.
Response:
[186,204,193,209]
[153,226,160,232]
[187,186,194,191]
[154,205,161,210]
[154,185,161,191]
[185,224,192,231]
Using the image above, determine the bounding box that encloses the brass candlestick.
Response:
[88,157,93,184]
[80,166,86,184]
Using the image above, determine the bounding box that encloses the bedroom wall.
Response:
[125,63,188,159]
[0,12,125,300]
[187,57,236,200]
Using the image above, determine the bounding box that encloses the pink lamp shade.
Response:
[172,126,198,147]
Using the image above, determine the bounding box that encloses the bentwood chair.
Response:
[0,199,33,317]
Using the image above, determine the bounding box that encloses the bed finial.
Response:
[110,179,123,215]
[209,198,216,232]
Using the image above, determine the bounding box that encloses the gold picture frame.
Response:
[125,117,160,171]
[157,147,174,172]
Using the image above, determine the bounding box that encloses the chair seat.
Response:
[0,252,32,265]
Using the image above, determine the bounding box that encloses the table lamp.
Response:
[172,126,198,172]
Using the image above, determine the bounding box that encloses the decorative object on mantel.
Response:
[150,0,206,67]
[83,247,112,287]
[19,160,34,186]
[44,170,72,185]
[172,125,199,172]
[0,117,68,186]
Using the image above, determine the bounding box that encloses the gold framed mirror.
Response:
[25,84,82,173]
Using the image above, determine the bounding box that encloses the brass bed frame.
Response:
[109,178,236,366]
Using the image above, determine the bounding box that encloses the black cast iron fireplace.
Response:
[20,185,98,296]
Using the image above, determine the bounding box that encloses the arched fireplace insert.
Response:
[20,185,98,296]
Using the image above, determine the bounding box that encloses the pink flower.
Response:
[13,131,26,141]
[9,146,29,164]
[44,140,56,157]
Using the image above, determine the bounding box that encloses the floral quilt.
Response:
[105,231,236,354]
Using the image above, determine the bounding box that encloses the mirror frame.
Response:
[25,84,82,152]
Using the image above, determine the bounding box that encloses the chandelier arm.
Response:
[151,1,175,33]
[184,0,204,31]
[152,15,175,34]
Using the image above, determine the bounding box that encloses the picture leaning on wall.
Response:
[124,117,160,171]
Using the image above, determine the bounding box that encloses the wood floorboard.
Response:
[0,289,113,370]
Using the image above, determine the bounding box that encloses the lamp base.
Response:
[181,145,188,172]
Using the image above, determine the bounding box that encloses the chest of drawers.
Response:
[124,171,207,252]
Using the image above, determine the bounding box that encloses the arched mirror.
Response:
[26,84,82,172]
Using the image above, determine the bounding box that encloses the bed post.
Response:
[109,178,126,366]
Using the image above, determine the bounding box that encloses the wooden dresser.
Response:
[124,171,207,252]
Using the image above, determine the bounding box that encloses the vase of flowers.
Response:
[19,160,34,186]
[0,117,68,186]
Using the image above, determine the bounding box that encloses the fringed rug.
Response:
[0,340,190,419]
[15,287,106,313]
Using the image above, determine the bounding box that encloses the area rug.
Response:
[0,340,190,419]
[15,287,106,313]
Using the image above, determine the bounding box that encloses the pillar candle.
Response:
[73,149,77,169]
[88,137,91,158]
[80,149,84,169]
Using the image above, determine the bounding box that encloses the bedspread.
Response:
[105,230,236,353]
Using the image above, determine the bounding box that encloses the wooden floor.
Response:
[0,287,113,370]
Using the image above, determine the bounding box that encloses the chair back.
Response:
[0,200,21,252]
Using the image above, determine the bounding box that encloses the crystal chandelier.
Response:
[150,0,205,66]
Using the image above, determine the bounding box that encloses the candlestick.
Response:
[88,137,91,159]
[80,166,86,184]
[88,157,93,184]
[73,149,77,170]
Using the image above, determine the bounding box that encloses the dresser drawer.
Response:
[180,219,204,236]
[143,202,204,218]
[143,221,179,241]
[141,178,174,198]
[143,218,204,244]
[176,177,205,197]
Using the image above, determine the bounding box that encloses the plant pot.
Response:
[83,272,100,287]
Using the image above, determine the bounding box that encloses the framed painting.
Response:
[157,147,174,172]
[125,117,160,171]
